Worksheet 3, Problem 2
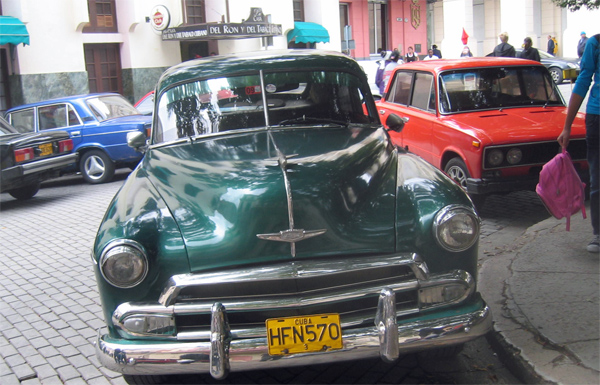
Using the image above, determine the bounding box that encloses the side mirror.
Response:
[386,113,408,133]
[127,131,148,153]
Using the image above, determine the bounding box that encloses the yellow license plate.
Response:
[564,69,577,79]
[266,313,343,356]
[39,143,53,156]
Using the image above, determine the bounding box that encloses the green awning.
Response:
[0,16,30,46]
[287,22,329,44]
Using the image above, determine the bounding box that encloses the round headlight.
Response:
[434,205,480,252]
[506,148,522,165]
[100,240,148,288]
[487,149,503,167]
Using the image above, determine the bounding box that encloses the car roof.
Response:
[157,49,367,94]
[6,93,124,111]
[396,57,544,75]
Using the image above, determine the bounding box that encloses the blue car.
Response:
[5,93,151,183]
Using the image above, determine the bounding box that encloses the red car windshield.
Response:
[439,66,561,113]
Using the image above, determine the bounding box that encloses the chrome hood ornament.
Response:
[256,132,326,257]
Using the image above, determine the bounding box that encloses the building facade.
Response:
[0,0,597,113]
[429,0,600,60]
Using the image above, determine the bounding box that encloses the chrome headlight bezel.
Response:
[99,240,149,288]
[433,205,480,252]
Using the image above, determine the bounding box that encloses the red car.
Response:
[376,57,587,207]
[134,90,154,115]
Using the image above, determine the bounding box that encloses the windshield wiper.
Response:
[277,116,349,127]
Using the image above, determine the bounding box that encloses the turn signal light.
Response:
[14,147,34,163]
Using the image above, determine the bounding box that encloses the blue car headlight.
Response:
[99,240,148,288]
[433,205,480,252]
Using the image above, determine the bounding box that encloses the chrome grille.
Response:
[163,254,423,340]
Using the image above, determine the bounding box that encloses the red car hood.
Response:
[441,107,586,145]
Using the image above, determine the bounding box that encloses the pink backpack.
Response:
[536,148,586,231]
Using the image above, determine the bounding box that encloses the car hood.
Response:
[98,114,152,127]
[144,126,398,272]
[442,107,584,144]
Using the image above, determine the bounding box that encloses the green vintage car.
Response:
[92,50,491,382]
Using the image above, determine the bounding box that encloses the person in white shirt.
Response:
[423,49,439,60]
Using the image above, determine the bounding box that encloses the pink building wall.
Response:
[342,0,428,59]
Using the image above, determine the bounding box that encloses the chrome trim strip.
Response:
[96,304,492,378]
[159,253,419,307]
[20,153,78,175]
[256,131,326,257]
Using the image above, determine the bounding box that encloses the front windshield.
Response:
[155,70,376,144]
[439,66,561,113]
[86,95,140,121]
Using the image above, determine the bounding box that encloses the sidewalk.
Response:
[479,204,599,385]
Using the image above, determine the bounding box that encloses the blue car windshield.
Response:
[439,66,562,113]
[86,95,140,122]
[155,70,376,144]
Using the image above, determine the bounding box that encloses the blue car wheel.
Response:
[80,150,115,184]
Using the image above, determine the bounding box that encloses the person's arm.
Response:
[558,93,585,148]
[558,36,596,148]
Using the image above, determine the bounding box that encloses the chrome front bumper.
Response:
[96,294,492,379]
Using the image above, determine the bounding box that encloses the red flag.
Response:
[461,28,469,45]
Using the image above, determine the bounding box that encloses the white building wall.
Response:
[213,0,293,53]
[431,1,444,54]
[116,0,182,69]
[8,0,89,75]
[436,0,596,57]
[482,0,500,55]
[499,0,527,49]
[440,0,473,59]
[303,0,340,51]
[563,8,600,58]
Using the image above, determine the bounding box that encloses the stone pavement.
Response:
[479,203,600,385]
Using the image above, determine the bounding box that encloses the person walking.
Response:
[558,34,600,253]
[492,32,515,57]
[552,36,559,55]
[404,46,419,62]
[375,50,392,94]
[547,35,555,55]
[578,31,589,59]
[432,45,442,59]
[382,50,403,91]
[519,37,541,62]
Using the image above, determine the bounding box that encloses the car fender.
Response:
[394,151,478,277]
[92,167,189,336]
[73,135,144,163]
